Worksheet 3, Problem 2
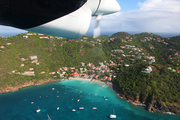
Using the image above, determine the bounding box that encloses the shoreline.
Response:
[0,77,112,94]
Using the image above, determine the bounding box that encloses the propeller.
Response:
[93,14,102,38]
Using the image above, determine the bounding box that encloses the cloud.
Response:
[92,0,180,34]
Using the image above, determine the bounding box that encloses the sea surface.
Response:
[0,80,180,120]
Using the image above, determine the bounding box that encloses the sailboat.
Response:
[47,114,51,120]
[36,106,41,113]
[109,108,116,119]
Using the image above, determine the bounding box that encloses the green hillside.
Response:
[111,32,130,38]
[102,32,180,113]
[0,32,107,87]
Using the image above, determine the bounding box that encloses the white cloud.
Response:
[91,0,180,34]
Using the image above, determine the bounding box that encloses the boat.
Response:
[52,88,55,90]
[36,106,41,113]
[105,99,108,101]
[47,114,51,120]
[79,107,84,110]
[57,107,59,110]
[92,107,97,110]
[72,109,76,111]
[109,109,116,119]
[77,99,80,102]
[31,102,34,104]
[102,85,106,87]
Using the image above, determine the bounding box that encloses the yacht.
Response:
[109,109,116,119]
[72,109,76,111]
[92,107,97,110]
[36,106,41,113]
[79,107,84,110]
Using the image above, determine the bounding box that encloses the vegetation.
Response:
[0,32,107,87]
[102,32,180,113]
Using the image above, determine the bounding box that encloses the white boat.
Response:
[31,102,34,104]
[105,99,108,101]
[52,88,55,90]
[57,96,59,97]
[109,109,116,119]
[79,107,84,110]
[36,106,41,113]
[77,99,80,102]
[72,109,76,111]
[92,107,97,110]
[57,107,59,110]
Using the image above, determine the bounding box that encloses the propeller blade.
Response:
[93,14,102,38]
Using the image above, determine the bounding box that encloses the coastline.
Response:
[0,77,112,94]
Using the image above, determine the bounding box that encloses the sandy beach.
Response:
[0,77,112,94]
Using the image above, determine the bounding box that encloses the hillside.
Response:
[111,32,130,38]
[102,32,180,114]
[0,32,107,87]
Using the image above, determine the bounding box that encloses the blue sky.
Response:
[117,0,145,11]
[1,0,180,36]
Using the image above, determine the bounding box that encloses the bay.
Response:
[0,80,179,120]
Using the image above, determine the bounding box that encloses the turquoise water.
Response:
[0,80,180,120]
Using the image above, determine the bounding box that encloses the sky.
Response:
[0,0,180,37]
[87,0,180,36]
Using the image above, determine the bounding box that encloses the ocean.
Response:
[0,80,179,120]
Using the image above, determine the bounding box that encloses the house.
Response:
[21,64,24,67]
[63,67,68,71]
[178,70,180,73]
[143,66,152,73]
[0,46,5,48]
[107,77,112,81]
[29,55,37,60]
[70,67,75,70]
[39,36,49,39]
[40,71,45,74]
[95,75,99,79]
[29,68,34,70]
[49,72,56,75]
[23,35,28,38]
[172,69,176,72]
[121,46,126,49]
[23,71,35,76]
[99,62,104,66]
[89,75,94,79]
[6,42,11,45]
[81,62,85,66]
[167,67,172,70]
[124,64,129,67]
[103,76,108,80]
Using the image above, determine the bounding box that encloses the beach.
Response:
[0,77,112,94]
